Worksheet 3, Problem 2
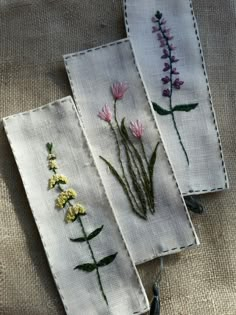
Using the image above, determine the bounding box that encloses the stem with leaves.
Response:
[157,18,189,165]
[46,143,117,306]
[152,11,199,165]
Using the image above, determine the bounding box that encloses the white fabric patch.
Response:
[64,39,199,265]
[123,0,229,195]
[3,96,149,315]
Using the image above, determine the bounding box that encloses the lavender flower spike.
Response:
[152,10,199,165]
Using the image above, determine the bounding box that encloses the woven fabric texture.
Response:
[0,0,235,314]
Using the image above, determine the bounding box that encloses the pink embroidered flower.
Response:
[111,82,128,100]
[98,104,112,122]
[130,120,144,139]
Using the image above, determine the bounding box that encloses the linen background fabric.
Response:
[64,39,198,264]
[0,1,235,314]
[3,96,149,315]
[124,0,229,196]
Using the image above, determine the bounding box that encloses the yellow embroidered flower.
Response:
[65,203,86,223]
[56,189,77,208]
[48,174,68,189]
[48,153,56,160]
[48,159,58,170]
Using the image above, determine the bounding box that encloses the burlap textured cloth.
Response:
[0,1,235,314]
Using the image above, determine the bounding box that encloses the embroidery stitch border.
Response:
[123,0,229,194]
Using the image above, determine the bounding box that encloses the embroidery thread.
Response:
[152,11,199,165]
[98,82,159,220]
[46,142,117,305]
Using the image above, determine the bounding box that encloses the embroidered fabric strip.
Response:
[64,39,199,264]
[3,96,149,315]
[123,0,229,195]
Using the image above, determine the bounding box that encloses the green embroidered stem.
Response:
[99,155,147,220]
[120,120,154,213]
[139,138,155,212]
[157,20,190,165]
[76,215,108,305]
[108,121,141,211]
[140,138,149,167]
[46,143,112,305]
[123,138,153,213]
[123,141,148,216]
[148,142,160,211]
[113,101,152,216]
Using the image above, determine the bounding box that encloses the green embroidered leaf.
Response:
[100,155,147,220]
[46,142,53,153]
[121,118,150,188]
[70,226,104,243]
[97,253,118,268]
[70,236,86,242]
[87,225,104,240]
[149,142,160,180]
[172,103,198,112]
[120,117,129,138]
[99,156,126,188]
[124,142,148,216]
[152,102,172,115]
[74,263,96,272]
[155,11,162,20]
[148,141,160,212]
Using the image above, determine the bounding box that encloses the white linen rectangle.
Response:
[3,96,149,315]
[64,38,199,264]
[124,0,229,195]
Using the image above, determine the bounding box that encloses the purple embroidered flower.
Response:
[172,68,179,75]
[159,39,166,47]
[161,48,169,59]
[98,104,112,122]
[157,33,163,40]
[152,26,159,32]
[169,44,176,51]
[163,63,170,72]
[173,78,184,89]
[151,10,198,166]
[163,28,171,34]
[162,89,171,97]
[171,56,179,63]
[111,82,128,100]
[162,76,170,84]
[166,34,174,40]
[130,120,144,139]
[152,16,158,23]
[160,18,167,25]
